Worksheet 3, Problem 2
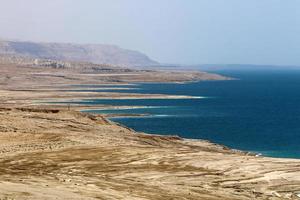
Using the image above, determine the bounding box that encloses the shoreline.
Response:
[1,79,298,160]
[82,109,281,160]
[1,107,300,199]
[1,64,300,199]
[2,82,298,160]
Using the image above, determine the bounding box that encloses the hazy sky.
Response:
[0,0,300,65]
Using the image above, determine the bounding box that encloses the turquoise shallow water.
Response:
[65,70,300,159]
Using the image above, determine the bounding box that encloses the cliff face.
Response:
[0,40,159,66]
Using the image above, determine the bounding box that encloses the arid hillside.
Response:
[0,40,159,66]
[0,108,300,200]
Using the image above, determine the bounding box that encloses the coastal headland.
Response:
[0,58,300,199]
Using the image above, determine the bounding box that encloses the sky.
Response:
[0,0,300,65]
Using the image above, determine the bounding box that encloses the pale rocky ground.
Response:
[0,61,300,199]
[0,108,300,200]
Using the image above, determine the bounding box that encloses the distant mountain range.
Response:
[0,40,159,66]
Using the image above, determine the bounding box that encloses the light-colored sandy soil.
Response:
[0,108,300,200]
[0,63,300,199]
[0,64,230,90]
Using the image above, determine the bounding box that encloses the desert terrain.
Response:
[0,58,300,199]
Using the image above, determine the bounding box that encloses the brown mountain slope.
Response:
[0,40,159,66]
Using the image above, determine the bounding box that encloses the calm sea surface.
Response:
[69,70,300,159]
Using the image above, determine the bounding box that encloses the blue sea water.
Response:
[70,70,300,159]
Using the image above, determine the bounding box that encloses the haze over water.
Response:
[76,69,300,159]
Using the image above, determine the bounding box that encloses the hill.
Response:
[0,40,159,66]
